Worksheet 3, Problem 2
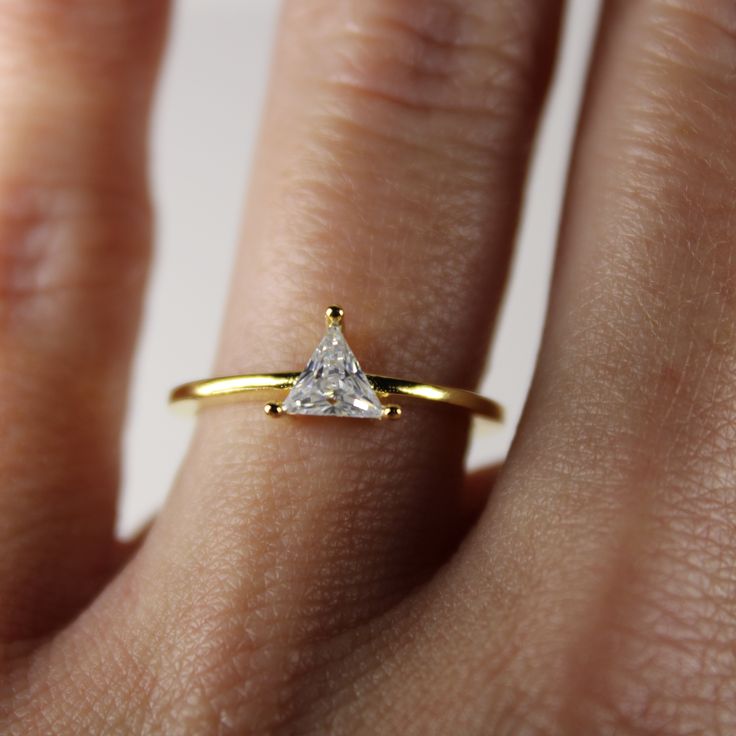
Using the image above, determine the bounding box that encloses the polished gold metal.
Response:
[325,305,344,326]
[170,305,504,423]
[382,404,402,420]
[171,373,503,421]
[264,401,284,417]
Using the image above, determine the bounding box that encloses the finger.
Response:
[89,0,563,726]
[176,0,560,601]
[366,0,736,731]
[0,1,169,640]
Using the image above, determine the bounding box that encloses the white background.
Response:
[121,0,601,535]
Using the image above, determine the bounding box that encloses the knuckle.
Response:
[608,1,736,185]
[285,0,557,141]
[0,181,150,321]
[0,1,167,74]
[646,0,736,70]
[621,0,736,158]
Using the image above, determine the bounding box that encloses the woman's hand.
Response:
[2,1,736,733]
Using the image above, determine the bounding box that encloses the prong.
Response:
[325,305,344,327]
[264,401,284,418]
[382,404,402,420]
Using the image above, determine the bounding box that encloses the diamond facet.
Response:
[282,324,383,419]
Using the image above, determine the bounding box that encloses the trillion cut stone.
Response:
[282,324,383,419]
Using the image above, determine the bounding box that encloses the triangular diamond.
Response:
[282,324,384,419]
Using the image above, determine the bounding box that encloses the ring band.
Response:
[169,306,504,423]
[170,372,503,420]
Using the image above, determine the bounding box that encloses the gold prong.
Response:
[325,305,344,327]
[382,404,402,420]
[264,402,284,417]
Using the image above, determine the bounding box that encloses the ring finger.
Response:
[102,0,562,726]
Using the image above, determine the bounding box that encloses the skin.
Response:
[1,0,735,732]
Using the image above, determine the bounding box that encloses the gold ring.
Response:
[170,306,504,423]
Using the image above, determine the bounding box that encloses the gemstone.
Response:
[282,324,384,419]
